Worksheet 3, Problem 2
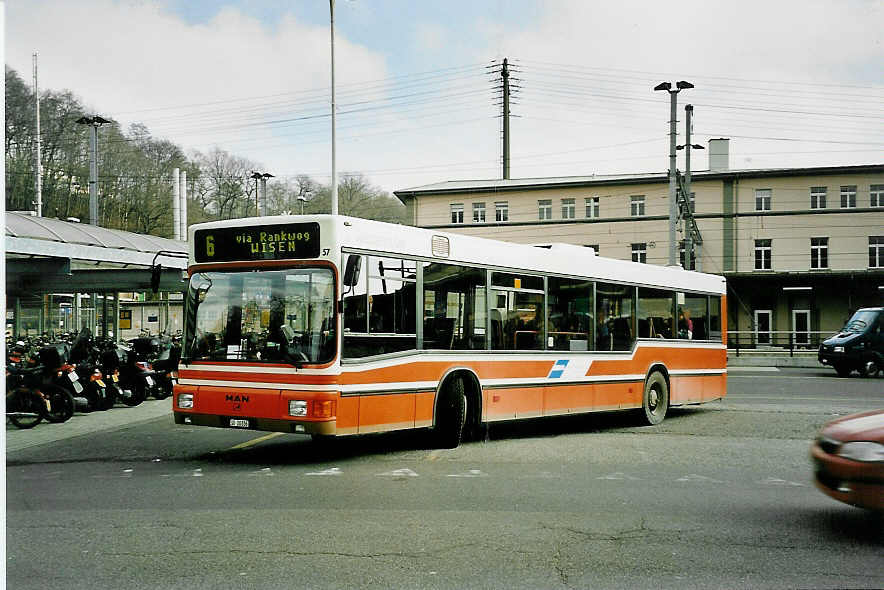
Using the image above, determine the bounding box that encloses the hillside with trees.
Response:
[5,66,409,236]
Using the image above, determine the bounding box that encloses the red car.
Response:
[811,409,884,511]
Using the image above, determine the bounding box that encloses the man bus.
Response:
[174,215,727,447]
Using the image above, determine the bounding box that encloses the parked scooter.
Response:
[128,334,172,400]
[35,342,80,421]
[102,341,155,406]
[68,329,111,412]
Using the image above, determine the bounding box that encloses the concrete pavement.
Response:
[5,354,825,454]
[5,398,173,454]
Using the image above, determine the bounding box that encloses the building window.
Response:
[630,195,645,217]
[631,243,647,263]
[472,202,486,223]
[495,201,508,222]
[754,239,772,270]
[538,199,552,220]
[450,203,464,224]
[840,185,856,209]
[755,189,772,211]
[810,237,828,269]
[871,184,884,208]
[585,196,599,218]
[870,236,884,269]
[561,198,575,219]
[810,186,827,210]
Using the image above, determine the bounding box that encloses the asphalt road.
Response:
[6,368,884,589]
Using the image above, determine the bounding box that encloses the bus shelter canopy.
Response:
[5,212,188,296]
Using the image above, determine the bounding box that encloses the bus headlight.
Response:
[289,400,308,417]
[177,393,194,409]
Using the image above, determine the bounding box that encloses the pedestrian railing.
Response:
[728,330,832,357]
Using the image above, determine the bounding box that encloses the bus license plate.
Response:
[229,419,250,428]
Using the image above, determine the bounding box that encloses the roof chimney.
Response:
[708,138,730,171]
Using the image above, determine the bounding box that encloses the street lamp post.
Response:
[75,115,110,226]
[297,195,307,215]
[654,81,693,266]
[330,0,338,216]
[250,171,274,216]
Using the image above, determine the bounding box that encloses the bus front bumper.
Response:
[173,411,336,435]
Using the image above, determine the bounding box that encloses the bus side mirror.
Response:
[343,255,361,288]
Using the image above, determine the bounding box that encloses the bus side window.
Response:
[422,263,486,351]
[597,282,635,351]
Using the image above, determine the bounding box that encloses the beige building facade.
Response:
[396,162,884,349]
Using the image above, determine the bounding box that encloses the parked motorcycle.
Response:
[68,329,111,412]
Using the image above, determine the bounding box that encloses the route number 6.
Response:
[206,235,215,257]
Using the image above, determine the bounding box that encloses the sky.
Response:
[5,0,883,197]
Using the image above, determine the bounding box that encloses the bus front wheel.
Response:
[640,372,669,426]
[434,377,466,449]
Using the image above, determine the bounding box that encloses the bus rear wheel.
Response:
[640,371,669,426]
[434,377,466,449]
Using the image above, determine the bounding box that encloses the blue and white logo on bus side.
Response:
[548,360,569,379]
[547,359,592,381]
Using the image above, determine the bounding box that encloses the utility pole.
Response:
[75,115,110,226]
[33,53,42,216]
[329,0,338,215]
[502,58,510,180]
[654,81,693,266]
[676,105,704,271]
[684,105,694,270]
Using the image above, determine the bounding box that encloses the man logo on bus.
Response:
[225,394,250,403]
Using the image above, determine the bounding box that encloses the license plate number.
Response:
[111,374,119,383]
[229,419,250,428]
[145,376,154,386]
[73,381,84,393]
[96,379,105,387]
[68,372,79,383]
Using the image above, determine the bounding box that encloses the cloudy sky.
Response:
[6,0,883,195]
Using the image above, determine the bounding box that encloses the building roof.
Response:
[394,163,884,199]
[6,212,186,266]
[5,212,188,295]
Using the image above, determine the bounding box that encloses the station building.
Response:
[394,141,884,348]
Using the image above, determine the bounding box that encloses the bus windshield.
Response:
[186,267,336,365]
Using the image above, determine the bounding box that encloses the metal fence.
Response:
[727,330,831,357]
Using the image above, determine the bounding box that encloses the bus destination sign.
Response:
[194,222,321,263]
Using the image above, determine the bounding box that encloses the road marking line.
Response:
[229,432,284,450]
[727,367,780,372]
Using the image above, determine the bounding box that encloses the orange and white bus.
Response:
[174,215,726,447]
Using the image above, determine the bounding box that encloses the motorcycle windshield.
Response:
[185,267,336,366]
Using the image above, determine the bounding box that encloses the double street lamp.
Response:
[654,81,694,266]
[251,171,274,216]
